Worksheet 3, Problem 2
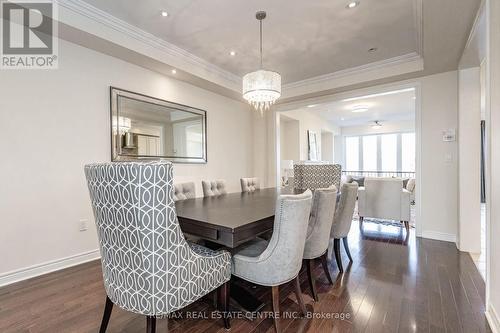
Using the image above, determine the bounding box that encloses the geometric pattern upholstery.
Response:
[240,177,260,193]
[202,180,227,197]
[293,164,341,190]
[84,161,231,316]
[173,182,196,201]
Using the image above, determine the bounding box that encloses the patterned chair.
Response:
[330,182,358,272]
[84,162,231,332]
[202,180,227,197]
[240,177,260,192]
[293,164,341,190]
[231,190,313,333]
[173,182,196,201]
[302,187,338,301]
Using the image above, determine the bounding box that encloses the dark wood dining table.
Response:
[175,187,298,313]
[175,187,298,249]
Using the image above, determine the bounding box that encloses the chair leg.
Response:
[146,316,156,333]
[99,296,113,333]
[271,286,281,333]
[319,252,333,285]
[217,281,231,330]
[334,238,343,273]
[342,237,353,262]
[293,276,307,316]
[305,259,318,301]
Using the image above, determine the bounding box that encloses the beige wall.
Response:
[0,40,256,281]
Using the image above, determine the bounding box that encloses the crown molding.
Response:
[281,52,423,98]
[55,0,241,91]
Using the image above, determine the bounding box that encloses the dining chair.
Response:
[173,182,196,201]
[330,182,359,273]
[231,190,313,333]
[85,162,232,332]
[240,177,260,192]
[202,179,227,197]
[302,187,338,301]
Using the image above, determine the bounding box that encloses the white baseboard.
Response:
[0,249,101,287]
[486,304,500,333]
[420,230,457,243]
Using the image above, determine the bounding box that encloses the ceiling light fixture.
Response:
[229,50,236,56]
[352,105,369,113]
[161,10,169,17]
[346,1,360,9]
[307,104,317,108]
[371,121,382,129]
[242,11,281,114]
[342,88,415,102]
[171,69,177,74]
[368,47,378,53]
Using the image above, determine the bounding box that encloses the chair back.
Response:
[258,190,312,285]
[360,178,403,220]
[240,177,260,192]
[303,187,338,259]
[85,162,206,316]
[202,180,227,197]
[173,182,196,201]
[331,182,359,238]
[293,164,341,190]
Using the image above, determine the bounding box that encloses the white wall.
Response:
[280,117,300,162]
[418,71,459,241]
[458,67,482,253]
[0,40,256,281]
[321,131,334,162]
[486,0,500,329]
[278,110,339,161]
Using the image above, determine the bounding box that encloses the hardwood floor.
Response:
[0,221,490,333]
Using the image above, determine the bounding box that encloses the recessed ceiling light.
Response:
[346,1,359,9]
[340,117,345,121]
[368,47,378,53]
[161,10,169,17]
[307,104,317,108]
[352,105,369,113]
[171,69,177,74]
[229,50,236,56]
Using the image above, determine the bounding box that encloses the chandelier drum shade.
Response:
[242,11,282,113]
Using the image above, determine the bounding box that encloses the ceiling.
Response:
[309,88,416,127]
[81,0,418,84]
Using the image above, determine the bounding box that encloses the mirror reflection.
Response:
[111,88,207,163]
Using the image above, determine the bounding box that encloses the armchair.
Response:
[358,177,411,231]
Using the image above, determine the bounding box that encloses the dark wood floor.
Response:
[0,221,491,333]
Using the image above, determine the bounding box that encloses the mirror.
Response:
[110,87,207,163]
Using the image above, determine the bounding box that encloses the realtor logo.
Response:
[1,0,58,69]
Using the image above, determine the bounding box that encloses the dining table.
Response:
[175,187,299,313]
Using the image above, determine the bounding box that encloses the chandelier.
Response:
[242,11,281,113]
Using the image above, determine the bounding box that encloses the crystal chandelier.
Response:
[242,11,281,113]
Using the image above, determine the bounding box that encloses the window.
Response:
[381,134,397,171]
[345,137,359,171]
[402,133,416,172]
[362,136,377,171]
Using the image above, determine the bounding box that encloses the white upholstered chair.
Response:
[173,182,196,201]
[231,190,313,333]
[202,180,227,197]
[302,187,338,301]
[358,178,411,231]
[240,177,260,192]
